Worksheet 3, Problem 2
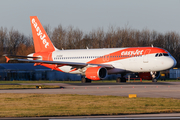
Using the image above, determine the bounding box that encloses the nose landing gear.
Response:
[151,71,160,82]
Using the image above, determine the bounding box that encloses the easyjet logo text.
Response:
[32,18,49,48]
[121,50,144,55]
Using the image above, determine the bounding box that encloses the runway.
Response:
[0,82,180,99]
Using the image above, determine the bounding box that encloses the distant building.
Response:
[169,68,180,79]
[0,63,81,81]
[0,63,123,81]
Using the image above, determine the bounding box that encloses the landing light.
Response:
[36,86,42,89]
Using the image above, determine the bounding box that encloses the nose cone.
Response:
[172,56,177,68]
[164,56,177,69]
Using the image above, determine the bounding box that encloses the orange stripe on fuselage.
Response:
[87,47,167,64]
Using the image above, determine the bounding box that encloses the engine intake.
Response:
[85,67,107,80]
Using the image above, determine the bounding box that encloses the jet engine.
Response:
[85,67,107,80]
[138,72,160,80]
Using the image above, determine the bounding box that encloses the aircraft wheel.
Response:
[81,77,86,83]
[86,78,91,83]
[81,78,91,83]
[116,77,126,82]
[122,77,126,82]
[116,77,121,82]
[152,79,157,82]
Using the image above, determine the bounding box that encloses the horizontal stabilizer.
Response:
[3,54,40,59]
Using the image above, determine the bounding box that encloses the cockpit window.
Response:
[163,53,169,56]
[155,53,159,57]
[159,53,162,57]
[155,53,169,57]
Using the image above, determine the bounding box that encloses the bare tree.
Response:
[72,28,83,49]
[6,28,26,54]
[52,25,66,49]
[1,23,180,67]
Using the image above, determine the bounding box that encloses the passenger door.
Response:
[143,49,151,63]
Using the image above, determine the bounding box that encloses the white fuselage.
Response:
[50,47,176,75]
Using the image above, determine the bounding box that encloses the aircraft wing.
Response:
[6,57,114,69]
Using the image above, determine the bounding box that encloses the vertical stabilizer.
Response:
[30,16,55,52]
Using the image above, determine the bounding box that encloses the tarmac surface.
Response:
[0,82,180,99]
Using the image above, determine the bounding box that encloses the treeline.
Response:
[0,25,180,67]
[0,27,34,63]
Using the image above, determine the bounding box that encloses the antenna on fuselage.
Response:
[151,44,154,48]
[62,48,64,50]
[86,46,89,49]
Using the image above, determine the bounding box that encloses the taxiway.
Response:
[0,82,180,99]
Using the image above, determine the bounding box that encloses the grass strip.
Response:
[0,85,60,89]
[0,94,180,117]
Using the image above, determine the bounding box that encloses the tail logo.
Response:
[32,18,49,48]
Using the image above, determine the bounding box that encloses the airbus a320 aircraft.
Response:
[5,16,177,83]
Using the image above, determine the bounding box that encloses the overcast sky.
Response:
[0,0,180,36]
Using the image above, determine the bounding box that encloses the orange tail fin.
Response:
[30,16,56,52]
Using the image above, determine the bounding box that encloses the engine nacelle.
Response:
[85,67,107,80]
[138,72,160,80]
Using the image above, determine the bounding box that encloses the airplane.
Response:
[4,16,177,83]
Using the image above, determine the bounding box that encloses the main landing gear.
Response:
[116,77,126,82]
[116,74,126,83]
[81,77,91,83]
